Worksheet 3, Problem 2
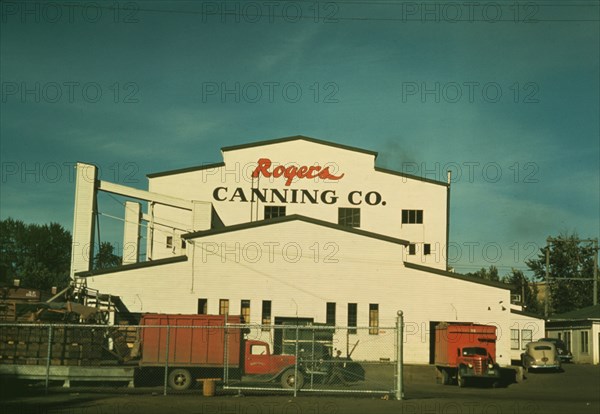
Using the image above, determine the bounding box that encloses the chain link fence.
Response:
[0,315,404,398]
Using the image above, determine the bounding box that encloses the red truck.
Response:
[434,323,501,388]
[138,314,304,390]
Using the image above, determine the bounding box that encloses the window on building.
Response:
[564,331,572,351]
[510,329,520,350]
[581,331,589,353]
[181,239,187,249]
[402,209,423,224]
[408,244,416,255]
[264,206,286,219]
[197,298,207,315]
[424,244,431,255]
[338,208,360,228]
[166,236,173,248]
[521,329,533,350]
[241,300,251,324]
[348,303,357,334]
[369,304,379,335]
[219,299,229,316]
[262,300,272,331]
[326,302,336,326]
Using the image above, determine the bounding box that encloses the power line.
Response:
[55,2,600,23]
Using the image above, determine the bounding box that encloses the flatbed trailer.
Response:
[0,364,134,387]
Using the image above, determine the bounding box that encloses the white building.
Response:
[71,135,541,365]
[546,305,600,365]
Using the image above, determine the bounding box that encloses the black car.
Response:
[540,337,573,362]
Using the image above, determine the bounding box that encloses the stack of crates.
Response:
[0,325,105,366]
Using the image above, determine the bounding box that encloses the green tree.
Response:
[527,233,599,315]
[502,269,541,313]
[93,242,122,270]
[0,218,72,290]
[466,265,500,282]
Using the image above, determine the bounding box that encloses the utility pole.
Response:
[594,239,598,306]
[545,238,550,318]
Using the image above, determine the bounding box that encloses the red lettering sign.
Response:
[252,158,344,186]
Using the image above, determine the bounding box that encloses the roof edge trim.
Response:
[404,261,512,290]
[147,162,226,179]
[76,255,188,277]
[220,135,379,157]
[183,214,409,246]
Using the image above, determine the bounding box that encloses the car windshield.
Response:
[542,338,566,347]
[462,347,487,356]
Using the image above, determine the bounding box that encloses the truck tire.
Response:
[168,369,193,391]
[280,368,304,390]
[441,369,450,385]
[457,371,466,388]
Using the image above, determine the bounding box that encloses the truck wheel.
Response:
[168,369,192,391]
[441,369,450,385]
[457,372,466,388]
[280,369,304,389]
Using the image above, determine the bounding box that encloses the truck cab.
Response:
[456,346,500,386]
[244,340,296,375]
[242,340,303,389]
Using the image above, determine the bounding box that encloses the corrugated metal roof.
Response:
[547,304,600,321]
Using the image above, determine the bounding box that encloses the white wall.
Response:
[87,218,511,365]
[148,139,449,269]
[547,323,599,364]
[508,313,546,362]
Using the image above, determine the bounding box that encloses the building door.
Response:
[273,316,313,355]
[429,321,441,364]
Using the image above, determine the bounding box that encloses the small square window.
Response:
[424,244,431,255]
[348,303,357,334]
[581,331,589,353]
[264,206,286,219]
[339,208,360,228]
[166,236,173,248]
[241,299,251,324]
[326,302,336,326]
[402,210,423,224]
[369,304,379,335]
[219,299,229,316]
[408,244,416,255]
[262,300,272,331]
[197,298,207,314]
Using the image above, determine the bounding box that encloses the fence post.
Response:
[396,310,404,400]
[45,325,53,393]
[224,314,229,385]
[293,324,299,397]
[163,325,170,396]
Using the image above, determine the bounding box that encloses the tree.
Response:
[502,269,541,313]
[527,233,599,315]
[466,265,500,282]
[93,242,122,270]
[0,218,72,290]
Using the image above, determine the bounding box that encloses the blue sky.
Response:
[1,1,598,276]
